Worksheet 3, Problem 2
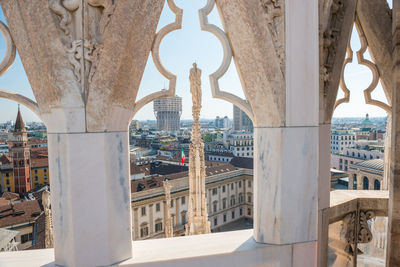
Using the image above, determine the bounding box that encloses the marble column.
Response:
[253,0,318,249]
[215,2,318,262]
[388,1,400,264]
[0,1,164,266]
[48,131,132,266]
[317,122,331,267]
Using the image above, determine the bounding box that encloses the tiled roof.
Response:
[352,159,383,171]
[230,157,253,170]
[0,155,11,165]
[31,158,49,168]
[131,163,237,193]
[0,200,42,228]
[14,106,26,133]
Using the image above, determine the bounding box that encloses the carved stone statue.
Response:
[185,63,210,236]
[42,186,54,248]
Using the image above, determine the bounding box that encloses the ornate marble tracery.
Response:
[48,0,115,101]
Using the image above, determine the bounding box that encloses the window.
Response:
[248,180,251,187]
[248,194,252,203]
[239,193,243,203]
[231,211,235,219]
[230,196,235,206]
[223,214,227,222]
[35,176,38,181]
[21,233,33,244]
[6,179,9,185]
[240,208,243,216]
[214,217,218,226]
[339,159,342,163]
[231,183,234,190]
[156,203,160,212]
[34,170,38,174]
[170,199,174,208]
[223,198,227,209]
[44,169,47,173]
[238,181,242,188]
[363,177,369,190]
[181,212,187,224]
[181,196,185,205]
[213,201,217,213]
[155,222,163,232]
[212,188,217,195]
[247,208,251,216]
[44,175,47,180]
[5,173,9,177]
[353,174,357,190]
[35,183,39,188]
[374,179,381,190]
[222,185,226,193]
[140,225,149,238]
[141,207,146,216]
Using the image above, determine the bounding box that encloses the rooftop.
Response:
[352,159,384,171]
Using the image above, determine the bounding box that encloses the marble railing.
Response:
[0,229,314,266]
[325,190,389,266]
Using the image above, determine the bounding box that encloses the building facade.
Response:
[131,165,253,240]
[215,116,230,129]
[331,129,356,154]
[153,95,182,132]
[233,105,253,132]
[348,159,384,190]
[224,132,254,158]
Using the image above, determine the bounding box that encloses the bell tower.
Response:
[11,105,31,193]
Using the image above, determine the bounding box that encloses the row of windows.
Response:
[211,180,251,196]
[352,174,381,190]
[141,196,187,216]
[331,141,353,145]
[331,135,356,141]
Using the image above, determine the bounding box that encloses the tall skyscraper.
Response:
[233,105,253,132]
[153,95,182,131]
[11,106,31,193]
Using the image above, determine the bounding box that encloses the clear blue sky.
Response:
[0,0,392,122]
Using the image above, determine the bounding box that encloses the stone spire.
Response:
[185,63,210,236]
[163,180,174,238]
[42,186,54,248]
[14,105,25,133]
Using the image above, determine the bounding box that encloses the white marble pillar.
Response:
[253,0,318,260]
[48,131,132,267]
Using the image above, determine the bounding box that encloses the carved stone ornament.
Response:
[186,63,211,236]
[341,210,375,255]
[48,0,115,101]
[322,0,345,95]
[260,0,285,73]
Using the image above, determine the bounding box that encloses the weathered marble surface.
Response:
[388,1,400,265]
[254,127,318,244]
[48,132,132,266]
[0,1,164,266]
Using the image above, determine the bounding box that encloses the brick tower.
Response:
[11,105,31,193]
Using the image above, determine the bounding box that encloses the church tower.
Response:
[11,105,31,193]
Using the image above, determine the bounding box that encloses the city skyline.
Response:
[0,0,392,122]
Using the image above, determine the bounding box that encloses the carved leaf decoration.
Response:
[199,0,254,122]
[133,0,183,115]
